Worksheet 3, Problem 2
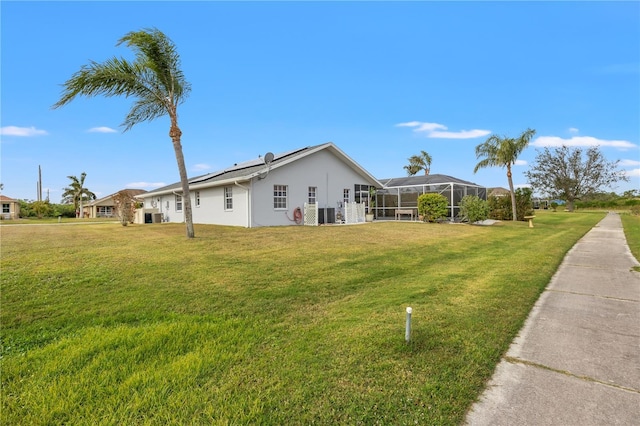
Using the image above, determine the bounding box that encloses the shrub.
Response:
[487,196,511,220]
[459,195,489,223]
[487,188,533,221]
[53,203,77,218]
[30,201,54,219]
[417,193,448,222]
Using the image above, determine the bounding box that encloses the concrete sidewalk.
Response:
[465,212,640,425]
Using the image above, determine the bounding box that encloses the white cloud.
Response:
[396,121,490,139]
[622,168,640,178]
[532,136,637,150]
[568,127,579,134]
[514,159,527,166]
[620,159,640,167]
[126,182,166,189]
[192,163,212,171]
[0,126,48,136]
[88,126,117,133]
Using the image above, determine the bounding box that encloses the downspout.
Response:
[235,181,250,228]
[325,173,330,223]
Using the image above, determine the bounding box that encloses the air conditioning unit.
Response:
[152,213,163,223]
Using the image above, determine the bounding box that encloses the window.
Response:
[308,186,317,204]
[224,187,233,210]
[195,191,200,207]
[354,184,371,204]
[273,185,288,209]
[97,206,113,217]
[343,189,351,204]
[2,204,9,214]
[175,195,183,212]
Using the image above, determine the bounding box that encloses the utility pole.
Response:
[37,165,43,201]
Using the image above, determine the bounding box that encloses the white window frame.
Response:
[224,187,233,211]
[175,195,183,212]
[2,204,10,214]
[97,206,113,217]
[343,189,351,205]
[273,185,288,210]
[195,191,200,207]
[308,186,317,204]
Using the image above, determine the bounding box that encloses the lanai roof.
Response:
[379,174,484,188]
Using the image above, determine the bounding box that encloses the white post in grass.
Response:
[405,307,412,343]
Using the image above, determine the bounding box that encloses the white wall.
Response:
[191,185,248,227]
[250,149,370,227]
[139,186,249,227]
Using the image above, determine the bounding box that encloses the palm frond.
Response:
[53,28,191,131]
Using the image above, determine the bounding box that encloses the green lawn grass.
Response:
[620,212,640,271]
[1,211,611,424]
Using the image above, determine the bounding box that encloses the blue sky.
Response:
[2,1,639,202]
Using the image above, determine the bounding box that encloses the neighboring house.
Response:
[85,189,147,219]
[488,187,510,198]
[0,195,21,220]
[135,142,382,228]
[375,174,487,220]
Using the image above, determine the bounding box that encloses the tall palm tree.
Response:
[403,150,433,176]
[52,28,195,237]
[61,172,96,218]
[473,128,536,221]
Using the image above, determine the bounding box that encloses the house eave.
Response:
[136,176,253,199]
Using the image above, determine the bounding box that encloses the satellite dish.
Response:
[264,152,274,165]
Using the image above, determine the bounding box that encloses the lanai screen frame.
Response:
[373,180,487,220]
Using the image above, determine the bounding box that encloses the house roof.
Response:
[87,189,147,206]
[139,142,383,197]
[0,195,18,202]
[488,187,510,197]
[379,174,484,188]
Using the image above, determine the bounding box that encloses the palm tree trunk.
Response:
[169,121,195,238]
[507,165,517,221]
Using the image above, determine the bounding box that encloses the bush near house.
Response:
[459,195,490,223]
[417,193,448,222]
[488,188,533,221]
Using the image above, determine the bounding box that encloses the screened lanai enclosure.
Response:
[373,174,487,221]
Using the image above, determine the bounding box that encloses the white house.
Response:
[135,142,382,227]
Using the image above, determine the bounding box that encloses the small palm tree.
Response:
[404,150,433,176]
[473,128,536,221]
[61,172,96,218]
[53,28,195,237]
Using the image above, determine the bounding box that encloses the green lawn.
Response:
[1,211,620,424]
[621,212,640,272]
